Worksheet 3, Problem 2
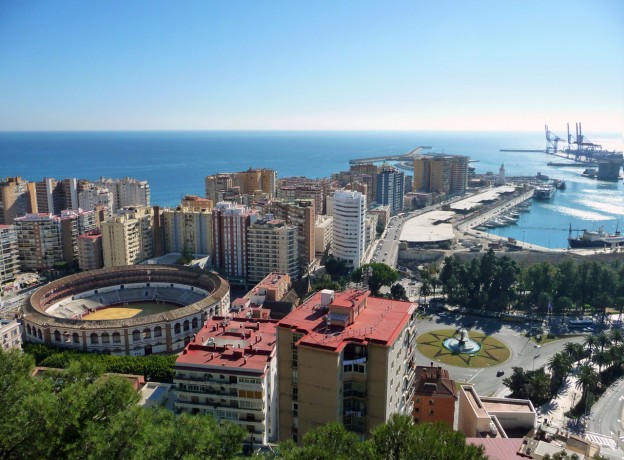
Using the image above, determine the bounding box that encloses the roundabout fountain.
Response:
[442,328,482,354]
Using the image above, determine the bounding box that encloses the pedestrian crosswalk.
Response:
[584,431,617,449]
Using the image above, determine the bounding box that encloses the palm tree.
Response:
[594,350,613,373]
[548,352,573,389]
[419,281,431,304]
[563,342,585,364]
[608,328,623,346]
[596,331,611,353]
[583,335,599,362]
[575,364,599,410]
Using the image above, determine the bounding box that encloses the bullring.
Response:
[22,265,230,356]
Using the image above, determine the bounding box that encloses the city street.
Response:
[587,377,624,459]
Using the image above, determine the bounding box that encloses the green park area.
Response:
[416,329,510,368]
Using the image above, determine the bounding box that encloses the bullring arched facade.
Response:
[22,265,230,356]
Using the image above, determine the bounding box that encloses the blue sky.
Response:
[0,0,622,131]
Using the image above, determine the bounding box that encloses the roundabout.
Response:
[417,328,511,368]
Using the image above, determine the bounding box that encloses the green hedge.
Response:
[23,343,177,383]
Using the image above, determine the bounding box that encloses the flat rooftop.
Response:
[450,186,517,212]
[278,289,416,352]
[176,316,277,374]
[481,398,535,413]
[400,210,456,243]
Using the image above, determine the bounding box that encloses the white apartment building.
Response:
[78,186,114,220]
[96,177,150,213]
[332,190,366,269]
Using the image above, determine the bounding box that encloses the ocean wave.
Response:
[541,204,613,221]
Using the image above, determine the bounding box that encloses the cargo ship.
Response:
[568,225,624,248]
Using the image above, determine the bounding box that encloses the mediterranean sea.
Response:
[1,131,622,249]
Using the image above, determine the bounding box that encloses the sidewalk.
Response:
[539,373,582,429]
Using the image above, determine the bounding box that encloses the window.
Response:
[183,320,190,332]
[54,330,61,342]
[429,400,435,406]
[154,326,162,338]
[112,332,121,344]
[429,410,434,415]
[143,328,151,339]
[90,333,98,345]
[132,330,140,342]
[102,332,110,344]
[72,333,80,344]
[174,323,181,334]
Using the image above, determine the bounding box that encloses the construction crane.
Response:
[545,125,563,153]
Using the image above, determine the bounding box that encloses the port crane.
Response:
[566,122,603,161]
[544,125,563,153]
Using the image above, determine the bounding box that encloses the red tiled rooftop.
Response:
[278,289,416,352]
[176,316,277,374]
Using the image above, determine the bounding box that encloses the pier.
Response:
[349,146,431,164]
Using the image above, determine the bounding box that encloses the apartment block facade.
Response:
[175,316,278,446]
[14,213,63,270]
[163,206,214,256]
[212,202,259,281]
[264,199,315,275]
[314,215,333,256]
[101,206,154,267]
[96,177,151,212]
[0,177,34,224]
[376,166,405,213]
[332,190,366,269]
[413,364,457,427]
[77,229,103,271]
[0,225,20,284]
[247,219,298,284]
[413,155,468,195]
[277,289,418,442]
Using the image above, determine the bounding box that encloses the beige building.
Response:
[234,168,276,197]
[413,155,468,195]
[277,289,418,442]
[14,213,63,270]
[0,225,20,285]
[95,177,151,213]
[0,177,34,224]
[458,385,536,439]
[77,229,103,271]
[265,199,315,275]
[180,195,213,211]
[101,206,154,267]
[314,215,333,256]
[205,173,234,203]
[247,218,298,284]
[163,206,214,256]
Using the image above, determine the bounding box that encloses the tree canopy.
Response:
[352,263,398,296]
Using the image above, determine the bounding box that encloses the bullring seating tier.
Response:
[46,286,208,319]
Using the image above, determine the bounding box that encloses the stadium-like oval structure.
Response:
[22,265,230,355]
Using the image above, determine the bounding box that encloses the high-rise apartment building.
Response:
[376,166,405,213]
[59,209,97,267]
[14,213,63,270]
[78,186,114,220]
[247,218,298,283]
[212,202,259,281]
[95,177,150,212]
[205,173,234,203]
[350,164,379,204]
[0,177,34,224]
[77,229,103,271]
[265,200,315,275]
[32,178,92,215]
[175,315,278,446]
[277,177,330,215]
[332,190,366,269]
[163,206,214,256]
[277,289,418,442]
[0,225,20,284]
[413,155,468,195]
[101,206,154,267]
[234,168,277,197]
